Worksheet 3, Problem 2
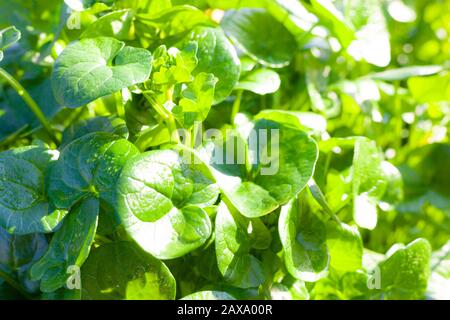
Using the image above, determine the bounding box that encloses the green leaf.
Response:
[206,0,263,9]
[52,37,153,108]
[236,68,281,95]
[407,73,450,103]
[252,120,319,204]
[174,72,218,128]
[222,182,279,219]
[380,161,403,209]
[255,110,327,136]
[352,138,387,230]
[49,132,140,210]
[247,217,272,250]
[0,26,20,61]
[181,290,236,300]
[30,197,99,293]
[0,146,67,234]
[116,148,218,259]
[369,65,443,81]
[279,197,329,282]
[81,241,176,300]
[270,281,310,300]
[205,120,318,218]
[81,10,135,40]
[0,227,48,294]
[135,5,214,45]
[378,238,431,299]
[61,116,129,148]
[310,0,354,48]
[345,0,390,67]
[183,26,241,104]
[215,202,266,289]
[202,132,276,218]
[326,221,363,272]
[221,8,296,68]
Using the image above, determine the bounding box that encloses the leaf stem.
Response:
[143,92,180,144]
[95,234,113,245]
[393,81,402,151]
[143,92,169,119]
[115,91,125,119]
[192,121,202,149]
[231,90,243,124]
[166,116,180,144]
[307,179,341,223]
[0,67,58,144]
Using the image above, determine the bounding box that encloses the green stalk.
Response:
[307,179,340,223]
[95,234,113,245]
[192,121,202,149]
[166,116,180,144]
[143,92,180,144]
[393,81,403,151]
[115,91,125,119]
[0,67,58,144]
[231,90,243,125]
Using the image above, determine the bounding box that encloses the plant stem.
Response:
[192,121,202,149]
[115,91,125,119]
[231,90,243,124]
[143,92,180,144]
[0,67,58,144]
[0,125,28,148]
[166,116,180,144]
[393,81,402,151]
[0,270,34,300]
[143,93,169,119]
[307,179,341,223]
[95,234,112,245]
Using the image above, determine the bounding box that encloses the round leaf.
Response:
[184,26,241,104]
[0,146,67,234]
[81,242,176,300]
[48,132,140,209]
[221,8,296,67]
[116,148,219,259]
[279,197,329,282]
[30,197,99,293]
[235,68,281,95]
[52,37,153,108]
[215,202,265,289]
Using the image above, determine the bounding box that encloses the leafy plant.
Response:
[0,0,448,300]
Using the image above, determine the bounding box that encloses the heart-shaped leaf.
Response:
[52,37,153,108]
[116,147,219,259]
[279,196,329,282]
[221,8,296,67]
[0,146,67,234]
[30,197,99,293]
[0,26,21,61]
[182,26,241,104]
[48,132,140,210]
[215,201,266,289]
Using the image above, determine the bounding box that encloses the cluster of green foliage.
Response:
[0,0,449,300]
